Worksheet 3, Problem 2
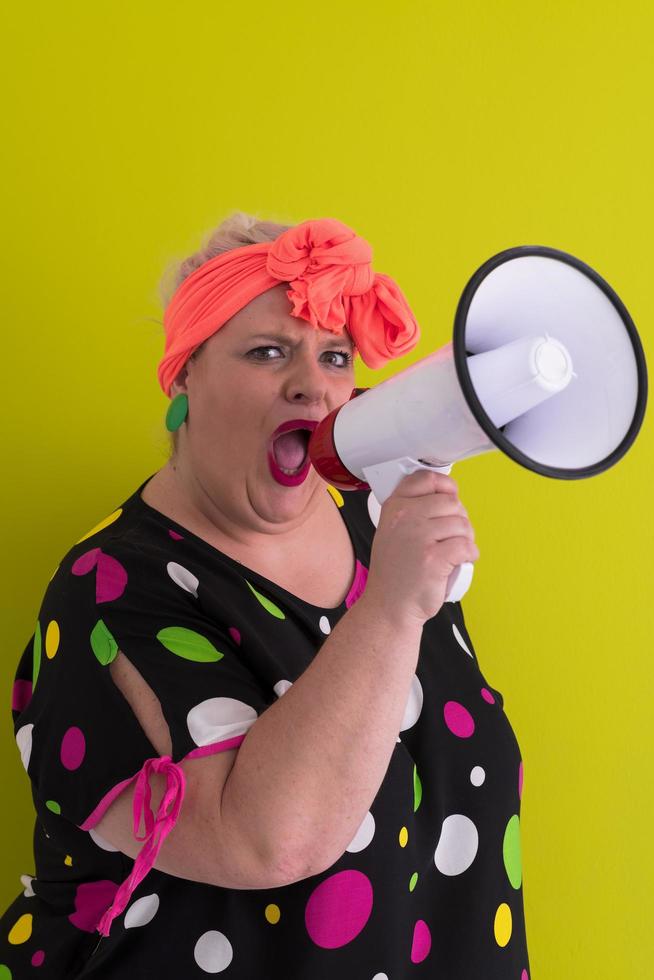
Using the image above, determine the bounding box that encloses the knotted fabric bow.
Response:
[158,217,421,397]
[96,756,186,937]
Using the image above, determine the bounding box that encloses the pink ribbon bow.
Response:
[96,755,186,937]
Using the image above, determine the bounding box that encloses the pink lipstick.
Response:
[268,419,319,487]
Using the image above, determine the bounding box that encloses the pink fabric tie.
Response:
[97,756,186,937]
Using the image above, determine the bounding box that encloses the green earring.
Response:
[165,393,189,432]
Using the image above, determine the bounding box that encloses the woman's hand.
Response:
[362,470,480,628]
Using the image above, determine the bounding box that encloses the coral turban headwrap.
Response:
[158,217,421,397]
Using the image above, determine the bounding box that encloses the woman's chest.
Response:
[142,477,359,609]
[249,515,357,608]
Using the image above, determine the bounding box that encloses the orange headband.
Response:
[158,217,421,397]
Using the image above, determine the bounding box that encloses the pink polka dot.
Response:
[519,760,524,800]
[521,971,529,979]
[481,687,495,704]
[345,561,368,608]
[305,870,373,948]
[68,879,119,933]
[60,727,86,770]
[228,627,241,645]
[410,918,432,963]
[31,950,45,967]
[95,553,128,603]
[443,701,475,738]
[168,529,184,540]
[71,549,128,602]
[72,548,101,576]
[12,679,33,711]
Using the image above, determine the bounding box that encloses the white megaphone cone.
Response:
[308,245,648,603]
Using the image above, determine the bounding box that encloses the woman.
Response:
[2,213,530,978]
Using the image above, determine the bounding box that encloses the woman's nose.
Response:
[284,351,329,402]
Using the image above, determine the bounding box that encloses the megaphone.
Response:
[308,245,648,603]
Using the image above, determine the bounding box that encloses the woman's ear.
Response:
[170,365,190,398]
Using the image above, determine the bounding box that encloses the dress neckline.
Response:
[127,473,363,613]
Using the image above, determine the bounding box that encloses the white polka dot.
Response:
[88,828,119,852]
[20,874,35,897]
[273,679,292,698]
[16,724,34,771]
[319,615,331,634]
[399,674,423,732]
[346,811,375,853]
[124,893,160,928]
[372,974,389,980]
[187,697,258,747]
[434,814,479,875]
[367,491,381,528]
[452,622,473,657]
[167,561,199,597]
[194,930,234,973]
[470,766,485,786]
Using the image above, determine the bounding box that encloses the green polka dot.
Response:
[32,621,42,690]
[156,626,224,663]
[90,619,118,666]
[0,964,13,980]
[46,800,61,815]
[409,872,418,892]
[502,813,522,889]
[413,764,422,812]
[245,580,286,619]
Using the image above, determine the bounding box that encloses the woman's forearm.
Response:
[220,593,424,881]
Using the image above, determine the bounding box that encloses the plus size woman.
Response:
[2,212,530,979]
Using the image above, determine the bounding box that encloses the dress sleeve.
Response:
[12,532,274,936]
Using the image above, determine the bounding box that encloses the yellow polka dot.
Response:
[494,902,512,947]
[264,903,281,924]
[8,912,33,944]
[45,620,60,659]
[399,826,408,847]
[64,854,73,866]
[326,485,344,508]
[76,508,123,544]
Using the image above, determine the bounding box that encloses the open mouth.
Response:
[271,428,311,474]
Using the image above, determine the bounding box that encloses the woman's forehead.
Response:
[226,284,354,345]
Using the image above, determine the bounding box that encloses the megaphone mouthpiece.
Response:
[467,333,574,430]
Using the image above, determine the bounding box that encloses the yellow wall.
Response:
[2,1,652,976]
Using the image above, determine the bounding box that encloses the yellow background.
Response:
[2,1,653,976]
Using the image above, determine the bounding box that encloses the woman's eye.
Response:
[247,346,352,367]
[248,346,282,360]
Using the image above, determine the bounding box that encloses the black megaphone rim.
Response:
[452,244,648,480]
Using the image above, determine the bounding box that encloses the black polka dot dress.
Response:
[1,474,531,978]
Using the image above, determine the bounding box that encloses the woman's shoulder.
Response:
[38,479,192,626]
[48,503,147,585]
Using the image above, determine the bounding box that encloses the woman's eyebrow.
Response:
[248,332,354,348]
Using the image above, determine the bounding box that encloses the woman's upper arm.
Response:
[97,651,300,890]
[14,531,300,910]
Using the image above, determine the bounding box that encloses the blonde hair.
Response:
[159,210,294,458]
